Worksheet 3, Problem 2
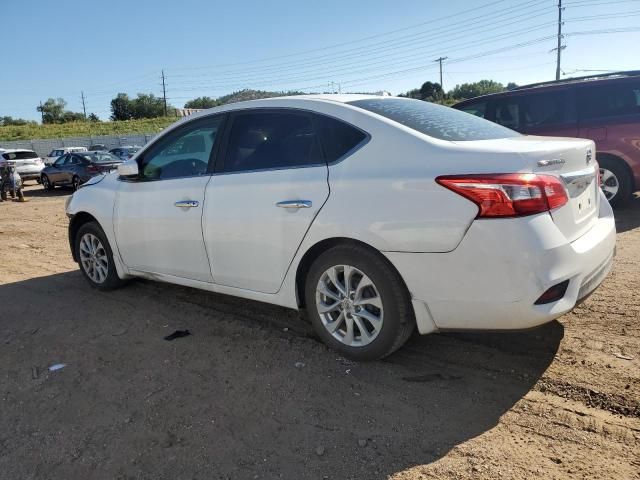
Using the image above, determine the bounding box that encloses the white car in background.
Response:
[1,149,45,182]
[45,146,87,166]
[65,95,616,360]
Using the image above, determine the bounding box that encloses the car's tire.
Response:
[598,157,632,208]
[72,175,81,191]
[304,244,415,361]
[75,221,126,291]
[41,174,55,191]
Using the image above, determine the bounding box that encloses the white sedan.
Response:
[65,95,616,360]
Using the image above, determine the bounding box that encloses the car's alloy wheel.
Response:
[316,265,383,347]
[599,167,620,202]
[41,175,53,190]
[79,233,109,284]
[72,176,81,191]
[305,244,415,360]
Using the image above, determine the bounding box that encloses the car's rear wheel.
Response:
[599,157,632,208]
[75,221,125,290]
[304,244,415,360]
[41,174,54,191]
[72,175,81,191]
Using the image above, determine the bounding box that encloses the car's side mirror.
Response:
[117,159,139,177]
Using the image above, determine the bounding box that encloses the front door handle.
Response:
[175,200,199,208]
[276,200,312,209]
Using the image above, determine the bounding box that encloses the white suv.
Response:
[65,95,616,360]
[1,149,45,182]
[45,147,87,166]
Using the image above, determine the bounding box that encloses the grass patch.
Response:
[0,117,180,141]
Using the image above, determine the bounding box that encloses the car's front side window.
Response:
[221,111,322,173]
[54,155,68,166]
[139,115,223,180]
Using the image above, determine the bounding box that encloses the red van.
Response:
[453,71,640,207]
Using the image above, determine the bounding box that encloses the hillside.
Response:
[0,89,304,141]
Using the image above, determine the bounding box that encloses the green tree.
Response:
[110,93,134,121]
[62,111,85,123]
[0,116,35,126]
[506,82,519,90]
[448,80,505,100]
[88,113,100,122]
[184,96,218,109]
[132,93,167,118]
[37,98,67,124]
[399,81,444,102]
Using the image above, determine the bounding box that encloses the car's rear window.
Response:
[2,151,38,160]
[79,152,120,163]
[348,97,520,141]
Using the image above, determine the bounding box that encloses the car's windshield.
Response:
[2,151,39,160]
[79,152,121,163]
[348,97,520,141]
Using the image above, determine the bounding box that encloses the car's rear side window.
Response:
[2,151,38,160]
[349,98,519,141]
[578,81,640,120]
[456,101,487,118]
[222,111,323,173]
[315,114,367,163]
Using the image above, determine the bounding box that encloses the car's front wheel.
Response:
[304,244,415,360]
[41,174,54,191]
[75,221,125,290]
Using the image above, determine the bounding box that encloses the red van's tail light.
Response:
[436,173,568,218]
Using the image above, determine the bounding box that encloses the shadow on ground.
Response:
[614,193,640,233]
[0,271,562,479]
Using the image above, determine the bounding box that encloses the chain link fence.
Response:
[0,133,159,157]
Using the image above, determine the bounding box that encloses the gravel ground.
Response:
[1,184,639,480]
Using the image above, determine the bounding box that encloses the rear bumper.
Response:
[384,191,616,333]
[17,166,44,180]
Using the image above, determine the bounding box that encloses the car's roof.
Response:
[454,70,640,106]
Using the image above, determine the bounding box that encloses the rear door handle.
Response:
[175,200,199,208]
[276,200,312,209]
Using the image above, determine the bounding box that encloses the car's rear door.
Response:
[113,114,225,282]
[203,109,331,294]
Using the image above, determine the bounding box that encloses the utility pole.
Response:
[81,91,87,119]
[433,56,448,91]
[161,70,168,116]
[39,100,44,123]
[554,0,565,80]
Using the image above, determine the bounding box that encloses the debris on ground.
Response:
[164,329,191,341]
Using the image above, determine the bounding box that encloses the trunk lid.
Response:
[452,135,599,242]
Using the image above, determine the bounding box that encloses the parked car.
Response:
[41,151,122,190]
[453,70,640,207]
[1,149,44,182]
[109,146,141,161]
[88,144,108,151]
[66,95,615,360]
[44,147,88,166]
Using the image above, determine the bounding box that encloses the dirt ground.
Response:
[1,184,639,480]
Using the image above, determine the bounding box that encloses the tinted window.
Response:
[315,114,366,162]
[223,111,322,173]
[140,115,223,180]
[579,81,640,120]
[349,98,519,141]
[54,155,68,166]
[493,91,572,130]
[2,151,39,160]
[457,101,487,118]
[79,152,121,163]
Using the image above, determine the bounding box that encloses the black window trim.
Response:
[213,107,371,176]
[119,112,228,183]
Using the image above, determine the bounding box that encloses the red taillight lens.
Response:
[436,173,568,218]
[86,164,99,174]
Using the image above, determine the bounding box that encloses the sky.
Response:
[1,0,639,122]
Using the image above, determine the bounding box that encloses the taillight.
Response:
[86,164,99,174]
[436,173,568,218]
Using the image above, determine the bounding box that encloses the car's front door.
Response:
[113,114,225,282]
[49,155,69,182]
[203,109,333,294]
